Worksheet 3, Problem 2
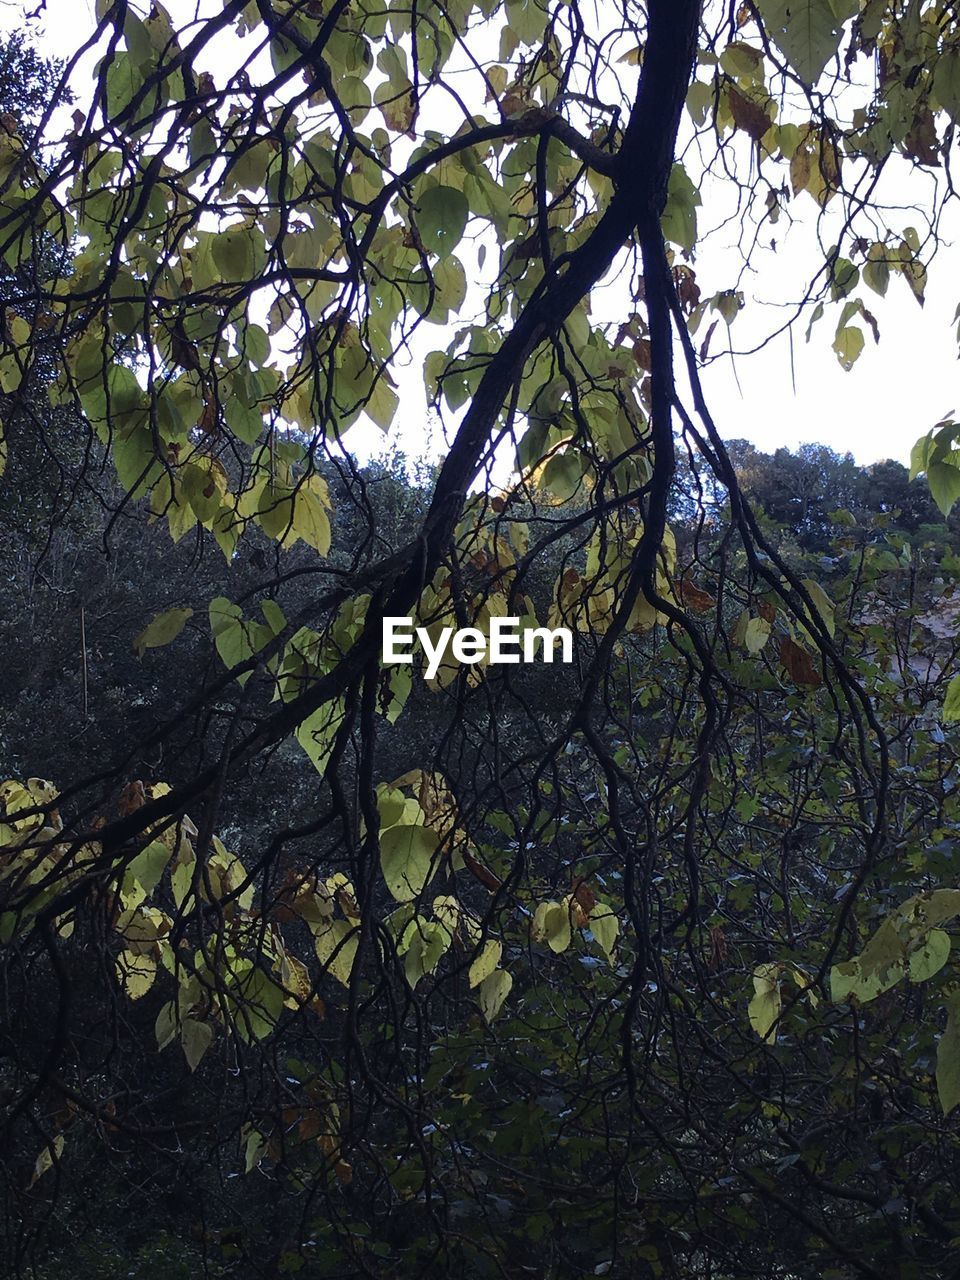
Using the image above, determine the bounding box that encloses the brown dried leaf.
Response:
[727,84,772,142]
[572,879,596,916]
[758,600,776,623]
[680,580,715,613]
[118,781,146,817]
[904,109,939,167]
[779,636,822,686]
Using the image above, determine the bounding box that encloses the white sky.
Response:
[3,0,958,469]
[698,222,960,467]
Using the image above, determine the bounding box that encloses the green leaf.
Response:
[213,222,259,281]
[416,185,469,259]
[104,51,145,119]
[906,889,960,928]
[171,846,196,909]
[505,0,546,46]
[832,325,864,371]
[114,426,159,498]
[944,675,960,722]
[533,900,572,953]
[256,482,295,540]
[863,254,890,298]
[261,599,286,635]
[937,994,960,1115]
[590,903,619,962]
[756,0,848,88]
[122,8,155,64]
[541,451,584,503]
[296,700,345,773]
[661,163,701,253]
[926,459,960,516]
[377,785,409,829]
[155,1001,177,1050]
[478,967,512,1021]
[908,928,951,983]
[830,918,905,1003]
[910,430,936,481]
[934,49,960,122]
[800,578,835,637]
[748,962,781,1042]
[209,597,271,681]
[232,967,284,1041]
[121,840,172,908]
[720,42,763,80]
[243,1127,269,1174]
[380,823,439,902]
[181,1017,215,1071]
[133,606,193,657]
[829,258,859,300]
[400,918,449,987]
[686,79,713,127]
[314,919,359,986]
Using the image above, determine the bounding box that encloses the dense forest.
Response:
[3,3,960,1278]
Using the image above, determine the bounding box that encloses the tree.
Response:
[4,2,960,1276]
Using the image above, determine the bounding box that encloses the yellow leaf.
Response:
[468,939,502,988]
[367,375,399,431]
[744,616,771,654]
[30,1134,65,1186]
[133,607,193,657]
[120,839,172,908]
[380,823,439,902]
[182,457,228,525]
[532,900,572,953]
[748,963,781,1042]
[478,967,512,1021]
[284,474,332,554]
[117,948,157,1000]
[243,1125,269,1173]
[116,905,171,955]
[280,951,314,1007]
[789,124,840,204]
